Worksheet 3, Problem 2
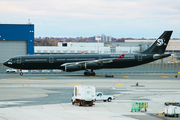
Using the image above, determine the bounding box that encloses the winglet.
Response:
[118,54,125,58]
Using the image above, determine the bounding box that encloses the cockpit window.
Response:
[8,59,12,62]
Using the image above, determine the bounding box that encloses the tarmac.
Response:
[0,73,180,120]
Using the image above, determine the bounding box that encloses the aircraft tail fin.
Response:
[142,31,173,54]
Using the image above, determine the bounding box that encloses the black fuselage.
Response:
[3,31,173,74]
[3,53,156,71]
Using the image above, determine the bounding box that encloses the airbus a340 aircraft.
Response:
[3,31,172,76]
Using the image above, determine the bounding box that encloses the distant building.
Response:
[58,42,104,47]
[35,42,140,54]
[95,34,112,42]
[34,39,180,54]
[125,39,180,53]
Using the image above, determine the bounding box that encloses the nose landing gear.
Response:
[20,72,23,76]
[19,69,23,76]
[84,69,96,76]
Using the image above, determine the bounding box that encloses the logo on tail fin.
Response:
[157,39,165,46]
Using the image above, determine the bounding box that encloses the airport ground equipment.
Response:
[6,68,17,73]
[95,92,115,102]
[164,105,180,117]
[131,102,148,112]
[164,102,180,106]
[71,85,96,106]
[175,71,180,78]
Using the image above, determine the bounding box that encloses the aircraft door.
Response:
[17,57,21,64]
[49,57,54,63]
[138,55,142,61]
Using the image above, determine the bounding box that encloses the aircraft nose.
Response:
[3,61,8,66]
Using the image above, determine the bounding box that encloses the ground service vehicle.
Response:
[6,68,17,73]
[164,105,180,117]
[95,92,115,102]
[22,70,28,74]
[71,85,96,106]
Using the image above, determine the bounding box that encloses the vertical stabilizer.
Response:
[142,31,173,54]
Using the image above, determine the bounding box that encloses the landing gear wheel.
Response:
[79,101,82,106]
[72,101,75,105]
[108,98,112,102]
[84,72,90,76]
[92,72,95,76]
[84,70,96,76]
[20,72,23,76]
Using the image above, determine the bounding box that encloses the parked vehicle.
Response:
[6,68,17,73]
[42,69,50,74]
[22,70,28,74]
[31,70,39,74]
[52,69,62,74]
[71,85,96,106]
[164,105,180,117]
[95,92,115,102]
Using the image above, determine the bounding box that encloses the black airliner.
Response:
[3,31,172,76]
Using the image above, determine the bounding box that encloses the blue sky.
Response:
[0,0,180,38]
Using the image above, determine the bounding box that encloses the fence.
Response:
[0,62,179,74]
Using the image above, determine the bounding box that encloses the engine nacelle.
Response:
[85,62,101,69]
[65,65,81,72]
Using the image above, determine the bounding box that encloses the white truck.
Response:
[95,92,115,102]
[6,68,17,73]
[71,85,96,106]
[164,105,180,117]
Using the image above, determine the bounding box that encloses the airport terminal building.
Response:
[34,40,180,54]
[0,24,34,72]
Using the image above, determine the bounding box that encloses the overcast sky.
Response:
[0,0,180,38]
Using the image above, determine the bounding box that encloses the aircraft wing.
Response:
[61,54,125,67]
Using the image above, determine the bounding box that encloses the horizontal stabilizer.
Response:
[153,54,171,59]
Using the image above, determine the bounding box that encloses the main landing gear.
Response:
[84,70,96,76]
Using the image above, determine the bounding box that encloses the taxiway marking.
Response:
[124,76,129,78]
[14,78,29,81]
[90,76,99,78]
[69,83,81,85]
[59,77,71,78]
[162,76,168,78]
[111,81,116,82]
[76,80,84,82]
[117,83,123,85]
[31,77,47,79]
[7,78,16,80]
[24,84,41,86]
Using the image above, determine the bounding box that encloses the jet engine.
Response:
[85,62,101,69]
[65,65,81,72]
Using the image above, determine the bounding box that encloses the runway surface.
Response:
[0,73,180,120]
